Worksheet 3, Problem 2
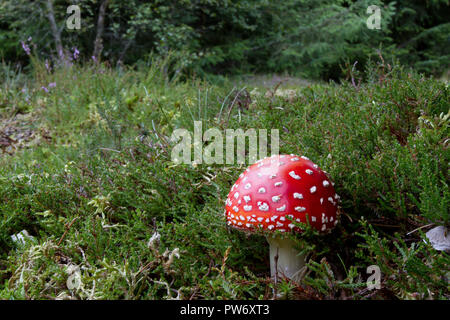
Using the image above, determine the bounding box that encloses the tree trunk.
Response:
[46,0,65,62]
[93,0,109,61]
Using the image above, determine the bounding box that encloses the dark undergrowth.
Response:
[0,56,448,299]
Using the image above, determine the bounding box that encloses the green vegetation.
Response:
[0,0,448,301]
[0,55,448,299]
[1,0,449,79]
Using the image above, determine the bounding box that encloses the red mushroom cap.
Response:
[225,154,339,233]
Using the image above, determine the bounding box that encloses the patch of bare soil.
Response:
[234,74,313,88]
[0,112,51,156]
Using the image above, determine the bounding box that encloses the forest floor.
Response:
[0,60,448,299]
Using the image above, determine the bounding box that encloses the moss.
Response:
[0,58,448,299]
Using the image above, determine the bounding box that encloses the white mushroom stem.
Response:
[267,236,306,282]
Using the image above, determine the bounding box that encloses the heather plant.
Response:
[0,55,448,299]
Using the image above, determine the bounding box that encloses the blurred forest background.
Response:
[0,0,449,300]
[1,0,449,79]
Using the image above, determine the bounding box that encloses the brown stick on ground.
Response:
[273,247,279,299]
[57,217,79,246]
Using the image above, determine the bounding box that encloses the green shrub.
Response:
[0,58,448,299]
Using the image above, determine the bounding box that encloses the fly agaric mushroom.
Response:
[225,154,339,282]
